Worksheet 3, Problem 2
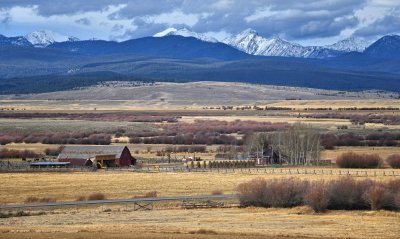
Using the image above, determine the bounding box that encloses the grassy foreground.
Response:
[0,206,399,239]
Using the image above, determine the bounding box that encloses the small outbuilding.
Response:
[58,145,136,167]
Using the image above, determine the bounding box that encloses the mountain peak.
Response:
[153,28,217,43]
[364,34,400,59]
[25,30,78,47]
[325,36,371,52]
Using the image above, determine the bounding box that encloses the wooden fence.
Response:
[1,161,399,177]
[133,166,400,177]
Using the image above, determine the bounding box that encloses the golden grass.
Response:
[267,99,400,110]
[0,171,398,205]
[0,206,399,239]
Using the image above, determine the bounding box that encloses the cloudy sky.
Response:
[0,0,399,45]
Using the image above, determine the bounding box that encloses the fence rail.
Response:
[0,194,239,210]
[1,161,399,177]
[132,166,400,177]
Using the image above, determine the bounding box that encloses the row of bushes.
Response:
[336,152,400,169]
[129,133,241,145]
[306,113,400,125]
[0,112,179,122]
[238,177,400,212]
[0,149,40,159]
[0,132,111,145]
[321,132,400,149]
[164,145,207,153]
[128,120,290,138]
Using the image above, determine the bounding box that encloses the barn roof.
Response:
[58,145,128,160]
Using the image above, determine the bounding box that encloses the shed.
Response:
[58,145,136,167]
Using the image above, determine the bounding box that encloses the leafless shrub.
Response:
[304,181,329,212]
[387,179,400,193]
[238,177,400,212]
[133,191,158,198]
[0,211,44,218]
[363,185,393,210]
[211,190,223,195]
[336,152,381,168]
[393,192,400,210]
[76,196,86,201]
[327,177,373,210]
[387,154,400,169]
[144,191,157,198]
[189,229,218,235]
[263,178,308,207]
[24,196,56,204]
[238,178,307,208]
[237,177,267,207]
[87,192,106,201]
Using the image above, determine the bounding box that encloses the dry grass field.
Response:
[1,171,400,239]
[1,98,400,111]
[1,206,399,239]
[0,118,152,134]
[0,171,398,205]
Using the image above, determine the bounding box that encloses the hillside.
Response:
[0,34,399,94]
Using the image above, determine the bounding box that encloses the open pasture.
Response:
[1,206,399,239]
[0,171,398,205]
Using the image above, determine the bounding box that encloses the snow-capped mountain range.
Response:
[222,28,371,58]
[0,28,376,58]
[25,30,78,47]
[152,28,372,58]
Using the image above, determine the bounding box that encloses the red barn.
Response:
[58,145,136,167]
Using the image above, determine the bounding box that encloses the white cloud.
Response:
[0,4,135,40]
[140,10,210,27]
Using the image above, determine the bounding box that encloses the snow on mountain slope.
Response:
[325,37,371,52]
[0,35,32,47]
[25,30,78,47]
[154,27,218,43]
[222,29,330,58]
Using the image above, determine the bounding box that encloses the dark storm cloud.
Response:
[186,0,366,39]
[354,7,400,37]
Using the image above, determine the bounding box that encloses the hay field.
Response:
[1,171,399,205]
[0,205,399,239]
[0,118,152,134]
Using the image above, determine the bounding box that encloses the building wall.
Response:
[58,158,87,166]
[117,147,135,166]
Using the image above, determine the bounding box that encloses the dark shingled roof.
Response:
[58,145,127,160]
